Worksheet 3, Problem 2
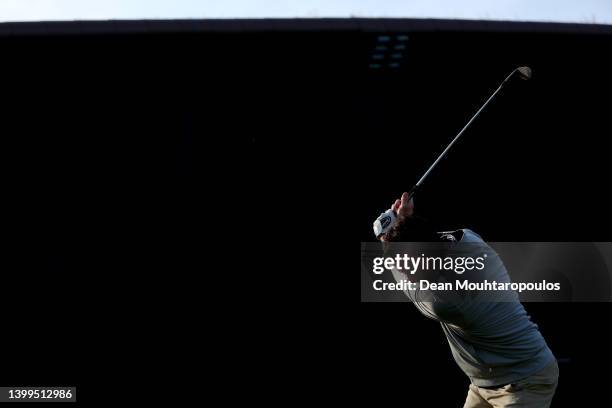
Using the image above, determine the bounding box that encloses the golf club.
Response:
[373,66,532,237]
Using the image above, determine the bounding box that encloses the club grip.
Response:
[407,185,418,201]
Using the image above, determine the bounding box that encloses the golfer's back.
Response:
[414,230,555,387]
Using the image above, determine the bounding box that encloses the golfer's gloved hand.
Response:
[378,192,414,241]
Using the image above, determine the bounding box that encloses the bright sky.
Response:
[0,0,610,25]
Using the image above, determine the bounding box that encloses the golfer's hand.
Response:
[392,192,414,222]
[380,192,414,242]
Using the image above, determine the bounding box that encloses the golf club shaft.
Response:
[407,68,520,202]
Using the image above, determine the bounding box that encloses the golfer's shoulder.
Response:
[434,229,462,241]
[437,228,484,243]
[461,229,485,243]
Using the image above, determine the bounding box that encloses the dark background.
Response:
[2,18,611,405]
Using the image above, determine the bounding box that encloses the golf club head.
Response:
[517,66,532,80]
